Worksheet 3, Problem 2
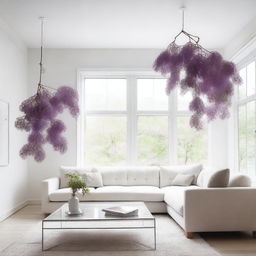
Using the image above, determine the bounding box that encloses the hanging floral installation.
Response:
[153,8,241,130]
[15,18,79,162]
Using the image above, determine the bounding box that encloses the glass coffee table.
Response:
[42,202,156,251]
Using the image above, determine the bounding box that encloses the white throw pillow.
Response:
[81,168,103,188]
[159,164,202,187]
[229,174,251,187]
[196,170,204,187]
[60,166,103,188]
[171,174,194,186]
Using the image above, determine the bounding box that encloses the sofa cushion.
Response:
[160,164,202,187]
[49,186,164,202]
[60,166,103,188]
[97,166,160,187]
[126,167,159,187]
[97,167,128,186]
[162,185,200,216]
[171,174,194,186]
[207,169,230,187]
[82,168,103,187]
[49,187,96,201]
[229,174,251,187]
[197,168,230,187]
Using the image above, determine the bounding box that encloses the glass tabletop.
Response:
[43,202,154,222]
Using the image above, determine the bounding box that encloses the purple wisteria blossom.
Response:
[15,86,79,162]
[153,42,242,129]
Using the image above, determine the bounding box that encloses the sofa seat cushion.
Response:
[162,186,200,216]
[49,186,164,202]
[49,188,96,201]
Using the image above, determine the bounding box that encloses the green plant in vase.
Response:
[65,173,89,214]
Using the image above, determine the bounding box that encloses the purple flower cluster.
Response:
[153,42,242,129]
[15,86,79,162]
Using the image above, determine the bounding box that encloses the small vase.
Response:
[68,195,81,214]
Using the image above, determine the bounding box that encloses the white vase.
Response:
[68,195,81,214]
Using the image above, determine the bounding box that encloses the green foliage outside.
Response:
[84,115,208,166]
[85,116,126,165]
[177,117,207,164]
[239,102,256,175]
[137,116,168,165]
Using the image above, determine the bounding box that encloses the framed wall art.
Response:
[0,100,9,166]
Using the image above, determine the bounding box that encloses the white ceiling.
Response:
[0,0,255,49]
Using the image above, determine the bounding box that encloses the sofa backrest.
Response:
[60,164,203,188]
[97,166,160,187]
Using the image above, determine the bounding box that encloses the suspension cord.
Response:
[181,6,185,31]
[169,6,212,53]
[38,17,44,88]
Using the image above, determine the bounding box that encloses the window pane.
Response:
[177,89,193,111]
[85,79,126,111]
[177,116,207,164]
[246,101,255,175]
[247,62,255,97]
[239,105,247,173]
[137,79,168,111]
[239,68,246,100]
[85,116,127,165]
[137,116,168,164]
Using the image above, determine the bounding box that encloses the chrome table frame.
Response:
[42,202,156,251]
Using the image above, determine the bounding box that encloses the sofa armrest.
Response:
[184,188,256,232]
[41,177,60,204]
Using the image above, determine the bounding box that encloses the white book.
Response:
[102,206,138,217]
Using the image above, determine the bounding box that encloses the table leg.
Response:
[153,219,156,250]
[42,222,44,251]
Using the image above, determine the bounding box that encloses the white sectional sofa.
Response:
[41,165,256,238]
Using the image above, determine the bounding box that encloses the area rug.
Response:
[1,214,220,256]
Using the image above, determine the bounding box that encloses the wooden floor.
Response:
[0,205,256,256]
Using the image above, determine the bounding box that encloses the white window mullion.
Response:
[77,76,85,167]
[169,88,177,164]
[127,76,137,165]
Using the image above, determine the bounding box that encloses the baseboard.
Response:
[27,199,40,205]
[0,200,28,222]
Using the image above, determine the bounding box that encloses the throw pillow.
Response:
[82,168,103,188]
[196,170,204,187]
[60,166,103,188]
[171,174,194,186]
[229,174,251,187]
[207,168,230,187]
[159,164,202,187]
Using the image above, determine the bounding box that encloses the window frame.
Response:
[236,58,256,175]
[77,70,207,166]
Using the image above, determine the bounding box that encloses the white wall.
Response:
[27,48,229,200]
[0,22,28,220]
[224,17,256,61]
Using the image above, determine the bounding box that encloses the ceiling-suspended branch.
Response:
[15,17,79,162]
[153,7,242,130]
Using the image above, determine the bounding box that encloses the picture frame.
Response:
[0,100,9,166]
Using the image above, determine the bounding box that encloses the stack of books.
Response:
[102,206,138,217]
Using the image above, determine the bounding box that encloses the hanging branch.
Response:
[15,17,80,162]
[153,7,242,130]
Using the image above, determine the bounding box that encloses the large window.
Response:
[238,61,256,175]
[79,72,208,166]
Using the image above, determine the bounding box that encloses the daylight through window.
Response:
[80,74,208,166]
